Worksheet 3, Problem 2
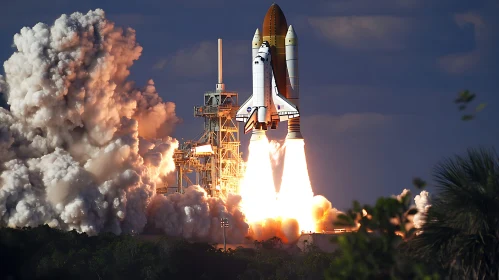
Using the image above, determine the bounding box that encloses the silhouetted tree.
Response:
[406,148,499,279]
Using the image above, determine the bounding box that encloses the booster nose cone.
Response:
[250,129,267,142]
[252,28,262,49]
[285,25,297,46]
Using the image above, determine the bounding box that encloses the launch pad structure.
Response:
[159,39,244,198]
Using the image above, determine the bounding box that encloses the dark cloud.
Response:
[303,113,393,134]
[308,16,412,50]
[318,0,476,16]
[438,12,493,74]
[156,40,249,79]
[107,14,162,27]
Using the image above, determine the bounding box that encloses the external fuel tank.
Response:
[262,3,289,99]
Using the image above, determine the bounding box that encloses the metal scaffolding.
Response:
[193,90,243,196]
[159,39,244,197]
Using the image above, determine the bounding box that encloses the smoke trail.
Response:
[413,190,431,229]
[0,9,248,242]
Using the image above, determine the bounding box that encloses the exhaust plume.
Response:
[0,9,248,242]
[240,136,341,243]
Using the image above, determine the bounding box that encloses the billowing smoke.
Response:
[148,186,249,242]
[249,218,300,244]
[413,190,431,229]
[391,189,432,231]
[0,75,4,92]
[0,76,6,109]
[311,195,340,232]
[0,9,248,242]
[393,188,411,202]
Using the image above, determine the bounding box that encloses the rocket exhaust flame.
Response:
[239,133,277,223]
[239,136,341,242]
[278,139,315,232]
[239,134,304,243]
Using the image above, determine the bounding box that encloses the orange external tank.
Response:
[262,3,288,98]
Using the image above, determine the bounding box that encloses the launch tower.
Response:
[167,39,244,198]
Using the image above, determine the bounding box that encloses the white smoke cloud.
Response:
[391,189,431,231]
[393,188,411,201]
[413,190,431,229]
[0,9,248,242]
[148,186,249,243]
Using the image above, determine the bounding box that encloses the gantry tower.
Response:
[164,39,244,198]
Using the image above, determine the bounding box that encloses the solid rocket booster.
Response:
[252,29,262,63]
[285,25,302,139]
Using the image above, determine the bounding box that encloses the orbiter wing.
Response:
[272,93,299,121]
[236,96,254,122]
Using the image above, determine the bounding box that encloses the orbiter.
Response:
[236,3,302,140]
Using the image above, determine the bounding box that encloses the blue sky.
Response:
[1,0,498,209]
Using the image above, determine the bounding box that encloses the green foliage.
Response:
[406,148,499,279]
[454,90,486,121]
[326,191,442,280]
[413,177,427,189]
[454,90,476,105]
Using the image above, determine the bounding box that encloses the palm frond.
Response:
[406,148,499,278]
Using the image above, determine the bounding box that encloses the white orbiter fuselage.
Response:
[235,41,299,136]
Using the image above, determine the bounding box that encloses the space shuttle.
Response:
[236,4,302,140]
[236,42,299,135]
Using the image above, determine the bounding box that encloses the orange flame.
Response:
[239,136,278,223]
[239,135,337,242]
[277,139,315,232]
